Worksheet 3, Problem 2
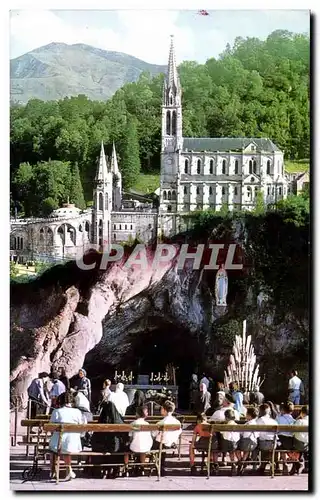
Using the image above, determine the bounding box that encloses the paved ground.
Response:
[10,439,309,492]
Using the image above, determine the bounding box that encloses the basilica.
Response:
[10,37,288,263]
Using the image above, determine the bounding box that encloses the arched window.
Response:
[209,186,213,195]
[235,160,239,174]
[170,96,173,105]
[184,186,187,195]
[168,191,172,200]
[163,191,167,200]
[222,160,226,174]
[20,238,23,250]
[85,221,90,233]
[249,160,253,174]
[172,111,177,136]
[267,186,271,195]
[99,192,103,210]
[119,224,122,230]
[267,160,271,175]
[235,187,238,195]
[279,187,282,196]
[105,193,108,210]
[253,160,257,174]
[196,187,200,195]
[247,186,252,200]
[166,111,171,135]
[197,159,201,174]
[172,190,176,200]
[255,186,258,194]
[130,225,133,230]
[167,205,172,212]
[114,234,116,240]
[209,159,214,174]
[222,186,226,195]
[114,224,116,230]
[184,159,189,174]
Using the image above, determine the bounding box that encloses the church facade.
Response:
[10,37,287,263]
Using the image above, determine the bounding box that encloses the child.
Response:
[220,409,240,475]
[189,413,213,475]
[129,405,153,476]
[152,400,182,476]
[236,406,259,475]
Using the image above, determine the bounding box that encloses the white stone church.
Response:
[10,37,287,263]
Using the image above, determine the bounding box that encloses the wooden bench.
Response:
[198,423,309,479]
[20,422,182,484]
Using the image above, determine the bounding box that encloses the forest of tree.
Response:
[10,30,309,217]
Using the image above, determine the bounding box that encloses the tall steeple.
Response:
[111,142,122,211]
[95,141,108,182]
[167,35,180,94]
[163,35,181,107]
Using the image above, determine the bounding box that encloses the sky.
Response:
[9,9,310,64]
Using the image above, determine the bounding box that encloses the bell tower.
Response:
[92,141,112,249]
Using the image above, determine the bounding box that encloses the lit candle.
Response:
[130,371,133,378]
[122,371,124,377]
[158,372,160,379]
[115,370,118,378]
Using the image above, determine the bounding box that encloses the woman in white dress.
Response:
[49,392,83,480]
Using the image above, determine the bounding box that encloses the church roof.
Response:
[182,137,281,153]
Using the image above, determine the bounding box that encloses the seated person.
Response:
[48,391,83,481]
[291,405,308,475]
[126,390,146,416]
[152,400,182,476]
[276,401,296,475]
[217,409,240,476]
[256,403,278,475]
[73,390,93,448]
[189,413,215,475]
[236,406,259,474]
[209,393,240,422]
[91,401,128,479]
[129,405,153,475]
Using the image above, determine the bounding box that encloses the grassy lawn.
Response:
[285,159,309,173]
[131,172,160,194]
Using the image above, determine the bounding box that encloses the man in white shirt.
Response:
[288,370,303,404]
[152,400,182,476]
[108,383,129,417]
[129,406,153,476]
[256,403,278,474]
[290,405,308,475]
[209,394,240,422]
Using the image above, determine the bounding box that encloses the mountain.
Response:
[10,42,166,104]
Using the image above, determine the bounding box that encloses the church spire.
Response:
[111,141,119,175]
[96,141,108,182]
[167,35,180,92]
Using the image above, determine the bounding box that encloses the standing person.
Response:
[129,405,153,475]
[27,372,51,429]
[189,374,198,412]
[152,400,182,476]
[288,370,303,405]
[194,383,211,415]
[58,367,70,391]
[49,391,83,481]
[49,372,66,410]
[200,373,210,389]
[108,382,129,417]
[97,379,112,413]
[256,403,278,475]
[73,368,91,403]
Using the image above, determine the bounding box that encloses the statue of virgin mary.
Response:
[215,264,228,306]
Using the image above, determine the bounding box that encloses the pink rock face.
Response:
[10,250,176,407]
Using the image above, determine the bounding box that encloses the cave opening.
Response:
[84,318,204,410]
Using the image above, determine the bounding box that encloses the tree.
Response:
[69,162,86,209]
[121,116,141,189]
[254,190,265,215]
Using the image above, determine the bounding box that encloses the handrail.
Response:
[43,423,181,433]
